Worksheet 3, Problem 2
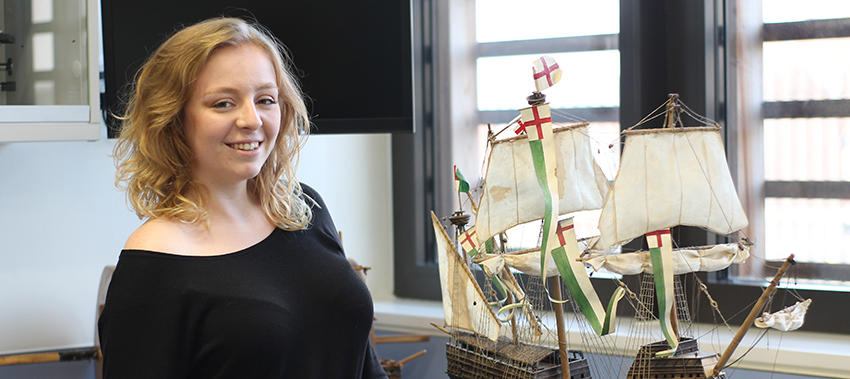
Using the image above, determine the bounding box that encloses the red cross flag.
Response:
[513,119,527,135]
[518,104,552,141]
[533,55,562,92]
[646,229,672,250]
[460,229,479,257]
[556,218,575,247]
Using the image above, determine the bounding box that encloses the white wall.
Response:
[0,129,140,354]
[0,126,394,354]
[297,133,395,300]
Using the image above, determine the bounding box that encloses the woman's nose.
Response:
[236,103,262,130]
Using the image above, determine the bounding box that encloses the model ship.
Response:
[432,55,811,379]
[432,55,606,379]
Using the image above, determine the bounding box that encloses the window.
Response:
[0,0,100,142]
[475,0,621,181]
[473,1,621,250]
[393,0,622,300]
[473,1,622,249]
[733,0,850,286]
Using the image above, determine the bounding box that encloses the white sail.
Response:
[583,242,750,275]
[477,251,560,278]
[755,299,812,332]
[475,237,599,278]
[476,122,610,242]
[596,126,749,250]
[431,212,501,342]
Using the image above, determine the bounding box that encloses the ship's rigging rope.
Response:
[626,96,720,131]
[724,327,771,370]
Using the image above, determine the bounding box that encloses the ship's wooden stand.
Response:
[446,332,591,379]
[626,338,725,379]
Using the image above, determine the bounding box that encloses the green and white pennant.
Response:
[551,217,625,336]
[519,103,625,336]
[647,229,679,356]
[518,104,559,281]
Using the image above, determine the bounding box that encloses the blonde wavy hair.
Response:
[113,17,312,230]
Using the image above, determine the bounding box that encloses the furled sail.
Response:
[596,126,749,250]
[475,237,599,278]
[477,250,560,278]
[583,243,750,275]
[755,299,812,332]
[475,122,610,242]
[431,212,501,342]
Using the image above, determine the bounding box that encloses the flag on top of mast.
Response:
[454,165,470,193]
[532,55,562,92]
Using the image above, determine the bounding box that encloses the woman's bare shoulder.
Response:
[123,218,192,253]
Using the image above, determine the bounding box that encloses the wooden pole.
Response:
[372,335,431,344]
[398,350,427,365]
[0,347,99,366]
[430,322,451,335]
[670,302,679,339]
[712,254,795,377]
[665,94,674,128]
[549,277,571,379]
[466,191,478,214]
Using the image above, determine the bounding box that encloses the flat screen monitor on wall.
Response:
[101,1,413,137]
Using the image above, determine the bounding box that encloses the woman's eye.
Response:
[212,101,232,109]
[258,97,277,105]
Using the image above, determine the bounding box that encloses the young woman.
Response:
[100,17,387,378]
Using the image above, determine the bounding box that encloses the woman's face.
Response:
[183,43,281,188]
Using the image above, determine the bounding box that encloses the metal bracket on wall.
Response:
[0,32,14,44]
[0,58,12,76]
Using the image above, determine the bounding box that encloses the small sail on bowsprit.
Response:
[755,299,812,332]
[431,211,501,343]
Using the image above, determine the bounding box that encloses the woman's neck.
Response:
[171,193,275,256]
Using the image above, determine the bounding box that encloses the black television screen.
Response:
[101,1,413,136]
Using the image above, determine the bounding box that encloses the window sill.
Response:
[0,122,101,143]
[373,299,850,379]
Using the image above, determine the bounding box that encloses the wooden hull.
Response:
[626,338,725,379]
[446,333,591,379]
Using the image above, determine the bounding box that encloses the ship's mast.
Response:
[664,93,682,128]
[526,89,571,379]
[550,277,571,379]
[665,94,682,344]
